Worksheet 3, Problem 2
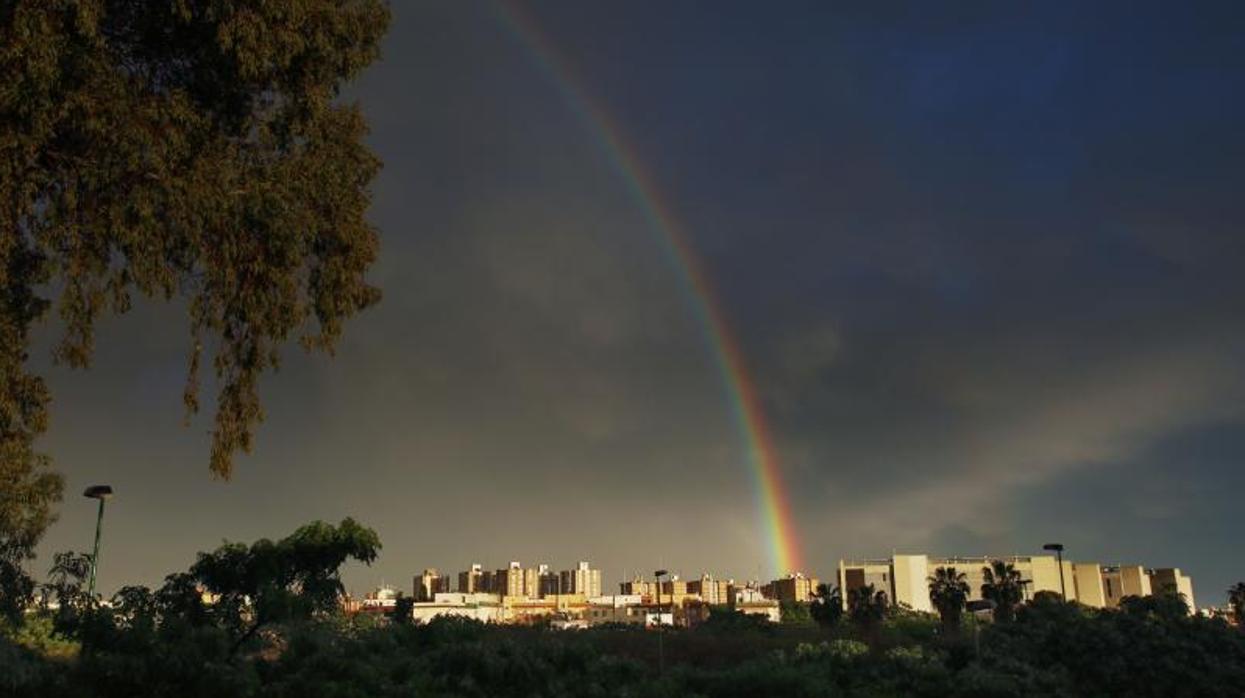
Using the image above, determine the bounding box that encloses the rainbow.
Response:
[491,1,806,577]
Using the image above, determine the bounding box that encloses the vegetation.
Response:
[981,560,1025,623]
[2,522,1244,696]
[846,583,888,645]
[928,566,970,634]
[810,582,843,629]
[1229,582,1245,630]
[1,0,389,651]
[779,599,814,625]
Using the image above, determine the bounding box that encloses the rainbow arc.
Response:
[493,1,805,576]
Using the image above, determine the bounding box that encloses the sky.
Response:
[32,0,1245,605]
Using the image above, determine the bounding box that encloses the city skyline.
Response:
[30,0,1245,607]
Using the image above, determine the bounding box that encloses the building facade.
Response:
[764,573,820,603]
[414,568,451,602]
[838,554,1196,613]
[458,563,485,593]
[560,561,602,598]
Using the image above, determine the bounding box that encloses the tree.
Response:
[1,1,390,496]
[810,582,843,629]
[0,342,63,624]
[981,560,1025,623]
[847,583,888,644]
[1228,582,1245,630]
[1119,591,1190,624]
[779,600,813,625]
[187,518,380,654]
[389,595,414,625]
[928,566,969,634]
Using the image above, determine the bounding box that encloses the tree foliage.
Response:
[188,517,380,653]
[928,566,969,633]
[847,583,888,643]
[809,582,843,629]
[981,560,1025,623]
[1229,582,1245,630]
[1,0,390,498]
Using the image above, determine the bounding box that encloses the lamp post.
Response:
[1043,543,1066,602]
[83,485,113,597]
[654,569,668,674]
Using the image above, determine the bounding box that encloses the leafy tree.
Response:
[0,395,62,625]
[699,606,776,634]
[778,600,813,625]
[1,0,390,490]
[928,566,970,634]
[1229,582,1245,630]
[981,560,1025,623]
[809,582,843,630]
[847,583,888,644]
[1120,590,1190,623]
[187,518,380,654]
[389,595,415,625]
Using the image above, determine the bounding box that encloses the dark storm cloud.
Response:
[34,1,1245,602]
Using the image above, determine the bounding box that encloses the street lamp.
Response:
[83,485,113,597]
[654,569,669,674]
[1043,543,1066,601]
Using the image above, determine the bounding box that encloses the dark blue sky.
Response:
[35,1,1245,604]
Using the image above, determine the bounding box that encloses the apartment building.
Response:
[764,573,820,603]
[1101,565,1152,607]
[560,561,602,598]
[838,554,1196,612]
[687,574,733,605]
[1150,568,1196,609]
[458,563,486,593]
[619,577,656,599]
[414,568,451,602]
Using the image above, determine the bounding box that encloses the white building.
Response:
[409,592,503,624]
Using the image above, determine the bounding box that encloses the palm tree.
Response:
[810,582,843,629]
[847,583,889,645]
[980,560,1025,623]
[1228,582,1245,630]
[928,566,970,634]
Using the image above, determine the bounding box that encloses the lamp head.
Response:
[83,485,113,500]
[1042,543,1064,552]
[654,569,668,577]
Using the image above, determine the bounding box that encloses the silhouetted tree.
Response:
[186,518,380,654]
[390,595,415,625]
[0,438,62,625]
[810,582,844,629]
[981,560,1025,623]
[779,600,814,625]
[1121,589,1190,622]
[1228,582,1245,630]
[928,566,969,634]
[847,584,888,644]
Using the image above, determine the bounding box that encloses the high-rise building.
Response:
[458,563,485,593]
[495,562,527,597]
[523,566,540,597]
[414,568,451,602]
[560,561,602,598]
[538,564,561,597]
